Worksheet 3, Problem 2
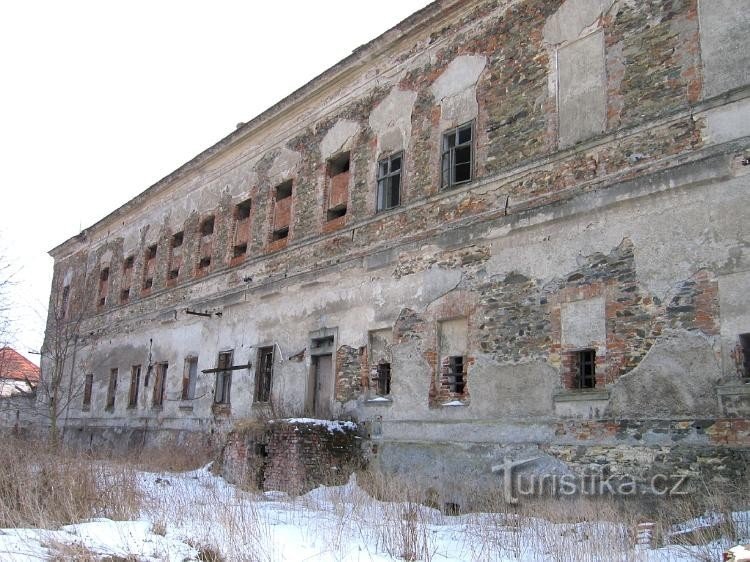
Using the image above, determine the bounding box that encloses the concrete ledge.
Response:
[553,389,611,403]
[717,384,750,397]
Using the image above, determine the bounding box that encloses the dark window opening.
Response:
[123,256,134,271]
[328,152,350,176]
[182,356,198,401]
[152,362,168,407]
[199,256,211,270]
[233,243,247,258]
[128,365,141,408]
[447,356,465,394]
[120,289,130,303]
[275,180,293,201]
[441,123,473,189]
[171,231,184,248]
[327,206,347,221]
[375,362,391,396]
[98,297,106,307]
[147,245,157,260]
[106,368,117,411]
[143,278,153,290]
[214,351,233,405]
[100,268,109,282]
[272,227,289,241]
[83,374,93,409]
[235,199,252,220]
[200,216,215,236]
[575,349,596,389]
[168,268,179,280]
[377,152,402,212]
[444,503,461,516]
[256,346,274,403]
[740,334,750,380]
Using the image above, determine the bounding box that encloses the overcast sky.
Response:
[0,0,430,363]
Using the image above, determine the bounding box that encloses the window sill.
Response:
[553,389,610,403]
[365,396,393,406]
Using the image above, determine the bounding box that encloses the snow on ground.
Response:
[0,464,747,561]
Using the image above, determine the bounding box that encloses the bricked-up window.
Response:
[152,362,168,407]
[98,267,110,308]
[232,199,252,260]
[740,334,750,380]
[82,373,93,409]
[128,365,141,408]
[182,356,198,401]
[327,152,350,221]
[377,152,402,212]
[105,368,117,411]
[574,349,596,389]
[121,256,134,303]
[255,346,274,403]
[441,122,473,189]
[143,245,157,290]
[214,351,233,405]
[374,362,391,396]
[445,356,465,394]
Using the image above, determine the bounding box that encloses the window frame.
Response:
[255,346,275,403]
[152,362,168,407]
[214,351,233,405]
[128,365,141,408]
[105,368,118,411]
[376,151,403,212]
[574,349,597,390]
[82,373,93,410]
[441,122,474,189]
[182,356,198,401]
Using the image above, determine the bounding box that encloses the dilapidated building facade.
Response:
[45,0,750,495]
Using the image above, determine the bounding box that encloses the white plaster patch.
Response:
[320,120,360,160]
[543,0,615,45]
[268,147,302,182]
[719,270,750,338]
[430,55,487,101]
[703,98,750,146]
[561,296,605,350]
[369,88,417,154]
[440,89,480,130]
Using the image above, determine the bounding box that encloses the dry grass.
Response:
[0,436,140,528]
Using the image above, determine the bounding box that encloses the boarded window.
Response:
[377,152,402,211]
[214,351,233,405]
[128,365,141,408]
[182,356,198,401]
[255,346,274,403]
[83,374,93,409]
[441,123,473,189]
[152,362,168,407]
[106,368,117,411]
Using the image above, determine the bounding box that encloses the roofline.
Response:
[49,0,469,259]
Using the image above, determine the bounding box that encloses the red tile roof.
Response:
[0,347,40,385]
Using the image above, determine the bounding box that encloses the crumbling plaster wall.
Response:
[43,0,750,484]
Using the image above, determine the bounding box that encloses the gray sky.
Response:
[0,0,430,363]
